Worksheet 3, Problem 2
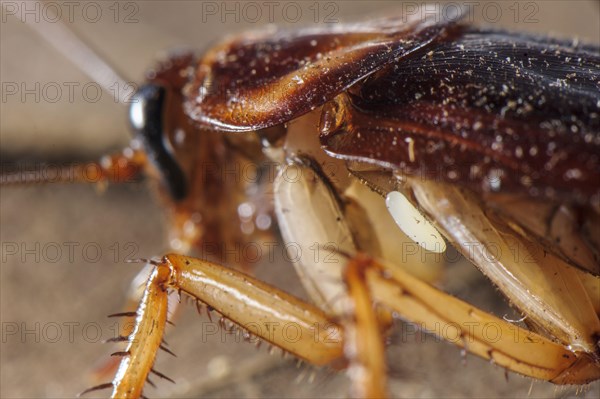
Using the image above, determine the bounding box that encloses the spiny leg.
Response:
[84,254,346,399]
[81,265,171,398]
[110,266,173,398]
[171,251,393,399]
[92,264,181,383]
[342,254,388,398]
[362,255,600,385]
[271,155,600,393]
[164,254,344,366]
[271,157,599,394]
[92,265,153,382]
[85,249,600,398]
[409,179,600,355]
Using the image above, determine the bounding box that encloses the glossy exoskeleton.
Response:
[6,7,600,399]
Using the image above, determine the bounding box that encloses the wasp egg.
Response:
[385,191,446,253]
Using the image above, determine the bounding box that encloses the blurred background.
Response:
[1,1,599,398]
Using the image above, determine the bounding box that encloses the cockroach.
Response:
[2,2,600,398]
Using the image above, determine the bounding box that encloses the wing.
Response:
[183,11,465,132]
[319,27,600,274]
[320,27,600,206]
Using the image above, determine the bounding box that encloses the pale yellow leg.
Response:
[84,252,599,399]
[81,265,171,399]
[343,255,389,398]
[364,256,600,385]
[83,254,345,399]
[164,254,344,366]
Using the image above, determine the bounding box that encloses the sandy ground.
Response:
[1,1,599,398]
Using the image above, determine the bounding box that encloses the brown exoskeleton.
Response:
[1,1,597,393]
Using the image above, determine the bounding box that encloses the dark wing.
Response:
[320,27,600,205]
[184,13,464,132]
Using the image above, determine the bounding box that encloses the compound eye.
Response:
[129,84,187,201]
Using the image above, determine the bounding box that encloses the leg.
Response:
[84,250,599,399]
[342,254,388,398]
[82,265,171,399]
[329,250,599,396]
[272,158,600,394]
[363,255,600,385]
[164,254,344,366]
[91,265,181,383]
[83,254,345,399]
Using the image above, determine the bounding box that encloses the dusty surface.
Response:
[1,1,600,398]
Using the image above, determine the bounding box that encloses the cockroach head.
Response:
[127,50,198,202]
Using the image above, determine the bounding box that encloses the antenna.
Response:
[4,0,133,104]
[1,1,147,186]
[0,148,147,186]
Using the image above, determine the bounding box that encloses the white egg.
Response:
[385,191,446,253]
